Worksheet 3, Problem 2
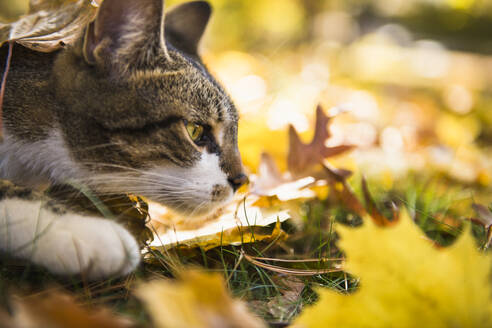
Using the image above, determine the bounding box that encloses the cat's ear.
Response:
[165,1,211,57]
[83,0,166,67]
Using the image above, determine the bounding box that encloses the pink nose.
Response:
[228,174,249,192]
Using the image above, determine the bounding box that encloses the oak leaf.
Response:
[294,212,492,328]
[287,105,353,177]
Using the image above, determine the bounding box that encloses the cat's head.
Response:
[52,0,247,216]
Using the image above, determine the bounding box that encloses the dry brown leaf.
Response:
[323,164,366,217]
[272,275,305,303]
[1,0,98,52]
[136,270,266,328]
[251,105,355,206]
[267,276,305,320]
[287,105,353,177]
[29,0,88,12]
[3,291,133,328]
[249,276,305,322]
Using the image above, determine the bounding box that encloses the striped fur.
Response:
[0,0,245,279]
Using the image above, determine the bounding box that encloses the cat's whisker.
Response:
[80,177,187,187]
[69,143,124,153]
[78,164,190,183]
[71,174,189,187]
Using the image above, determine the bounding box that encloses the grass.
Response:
[0,172,490,327]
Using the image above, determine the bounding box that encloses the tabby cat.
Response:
[0,0,247,280]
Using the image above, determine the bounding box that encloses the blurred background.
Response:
[1,0,491,203]
[194,0,492,205]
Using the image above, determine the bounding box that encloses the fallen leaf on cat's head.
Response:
[293,211,492,328]
[2,290,133,328]
[28,0,98,12]
[136,270,266,328]
[0,0,98,52]
[287,105,353,178]
[148,197,290,251]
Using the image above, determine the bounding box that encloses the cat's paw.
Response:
[0,198,141,280]
[35,213,141,280]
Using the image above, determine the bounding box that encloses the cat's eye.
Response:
[186,122,205,142]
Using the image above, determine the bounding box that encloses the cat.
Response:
[0,0,247,280]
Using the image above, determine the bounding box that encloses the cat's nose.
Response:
[228,174,249,192]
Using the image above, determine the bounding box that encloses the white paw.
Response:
[38,215,141,280]
[0,198,141,280]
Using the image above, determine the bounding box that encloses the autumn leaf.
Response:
[148,198,290,251]
[321,164,397,227]
[322,163,366,216]
[287,105,353,177]
[0,0,98,52]
[293,211,492,328]
[243,105,356,210]
[2,291,132,328]
[136,270,266,328]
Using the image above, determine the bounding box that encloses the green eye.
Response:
[186,122,204,142]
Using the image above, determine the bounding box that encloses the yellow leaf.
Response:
[148,198,290,250]
[136,271,266,328]
[294,211,492,328]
